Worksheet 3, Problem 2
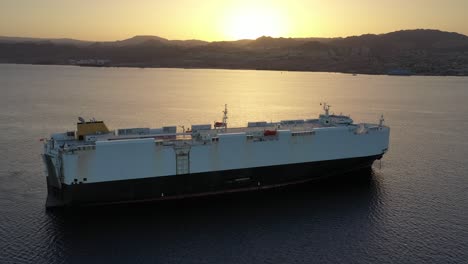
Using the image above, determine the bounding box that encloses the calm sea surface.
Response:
[0,64,467,263]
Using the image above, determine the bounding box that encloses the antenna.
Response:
[322,102,331,116]
[379,114,385,127]
[222,104,228,132]
[213,104,229,132]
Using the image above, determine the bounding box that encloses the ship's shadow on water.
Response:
[46,169,385,263]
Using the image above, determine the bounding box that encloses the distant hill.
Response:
[0,35,208,47]
[1,29,467,75]
[108,35,170,46]
[0,36,92,46]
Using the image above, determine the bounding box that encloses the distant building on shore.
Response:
[68,59,111,67]
[387,69,412,76]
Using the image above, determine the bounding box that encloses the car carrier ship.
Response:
[42,103,390,208]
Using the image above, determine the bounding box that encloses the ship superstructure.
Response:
[42,104,389,208]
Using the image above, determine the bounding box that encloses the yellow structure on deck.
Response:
[76,121,109,140]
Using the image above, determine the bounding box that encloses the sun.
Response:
[225,7,287,40]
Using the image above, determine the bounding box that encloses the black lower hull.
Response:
[46,154,382,208]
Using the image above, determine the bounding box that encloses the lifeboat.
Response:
[214,122,226,128]
[264,130,277,136]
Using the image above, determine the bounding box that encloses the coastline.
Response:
[2,62,467,77]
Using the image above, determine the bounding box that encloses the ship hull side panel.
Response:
[51,154,381,207]
[190,127,389,174]
[58,127,389,185]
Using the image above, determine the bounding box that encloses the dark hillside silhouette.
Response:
[1,29,467,75]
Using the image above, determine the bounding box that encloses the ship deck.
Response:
[49,121,375,152]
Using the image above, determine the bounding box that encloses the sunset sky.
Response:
[1,0,467,41]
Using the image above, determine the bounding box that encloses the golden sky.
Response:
[1,0,467,41]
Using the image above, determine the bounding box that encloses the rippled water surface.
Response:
[1,64,467,263]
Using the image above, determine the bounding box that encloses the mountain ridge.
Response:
[1,29,468,75]
[1,29,466,47]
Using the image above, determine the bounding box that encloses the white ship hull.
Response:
[42,104,390,208]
